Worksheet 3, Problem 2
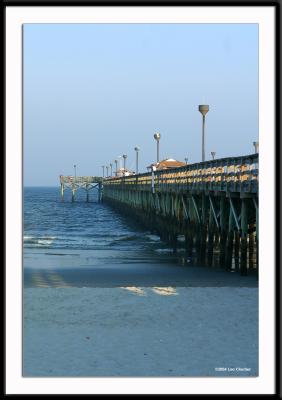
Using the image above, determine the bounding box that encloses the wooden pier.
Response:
[102,153,259,274]
[59,175,103,202]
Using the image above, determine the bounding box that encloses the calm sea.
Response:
[24,187,257,288]
[23,187,191,287]
[24,187,168,256]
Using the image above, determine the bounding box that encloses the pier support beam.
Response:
[71,183,76,202]
[253,198,259,275]
[207,201,215,266]
[234,230,240,271]
[98,182,103,203]
[240,199,248,275]
[199,194,208,264]
[219,196,228,267]
[248,223,255,270]
[60,183,64,202]
[225,202,235,270]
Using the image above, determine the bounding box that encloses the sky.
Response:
[24,23,258,186]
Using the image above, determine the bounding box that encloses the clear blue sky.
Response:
[24,23,258,186]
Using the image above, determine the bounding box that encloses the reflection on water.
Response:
[151,287,178,296]
[121,287,147,296]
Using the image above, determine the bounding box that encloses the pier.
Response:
[60,175,103,202]
[59,153,258,274]
[102,153,258,274]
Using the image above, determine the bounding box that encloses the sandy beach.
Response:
[24,280,258,377]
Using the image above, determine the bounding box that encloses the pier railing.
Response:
[60,176,103,184]
[103,154,258,194]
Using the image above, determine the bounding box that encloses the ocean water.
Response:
[24,187,191,288]
[24,187,258,288]
[24,187,166,257]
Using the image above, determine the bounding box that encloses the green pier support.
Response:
[256,205,259,274]
[219,196,228,267]
[207,203,215,266]
[248,223,255,270]
[240,199,248,275]
[200,194,208,264]
[60,183,64,202]
[71,182,76,202]
[225,202,235,270]
[234,230,240,271]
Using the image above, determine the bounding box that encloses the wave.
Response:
[24,235,56,246]
[114,234,140,242]
[145,234,160,242]
[154,248,174,254]
[155,248,186,253]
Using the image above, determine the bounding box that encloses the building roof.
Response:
[147,158,186,171]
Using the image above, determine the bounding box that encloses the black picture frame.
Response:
[3,0,280,396]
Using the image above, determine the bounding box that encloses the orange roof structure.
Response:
[147,158,186,171]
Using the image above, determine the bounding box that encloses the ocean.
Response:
[24,186,258,288]
[24,186,192,288]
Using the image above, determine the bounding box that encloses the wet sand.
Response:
[24,262,258,288]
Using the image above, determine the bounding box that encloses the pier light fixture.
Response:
[154,132,161,163]
[253,141,259,153]
[114,159,118,176]
[123,154,127,176]
[110,163,113,176]
[134,146,140,174]
[211,151,216,160]
[106,165,109,177]
[198,104,209,162]
[101,165,105,178]
[184,157,188,165]
[74,165,77,181]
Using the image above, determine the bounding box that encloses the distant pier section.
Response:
[59,175,103,202]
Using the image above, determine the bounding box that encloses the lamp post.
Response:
[115,159,118,176]
[106,165,109,177]
[134,146,140,174]
[211,151,216,160]
[74,164,77,181]
[154,132,161,163]
[184,157,188,165]
[110,163,113,177]
[101,165,105,178]
[253,141,259,153]
[198,104,209,162]
[123,154,127,176]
